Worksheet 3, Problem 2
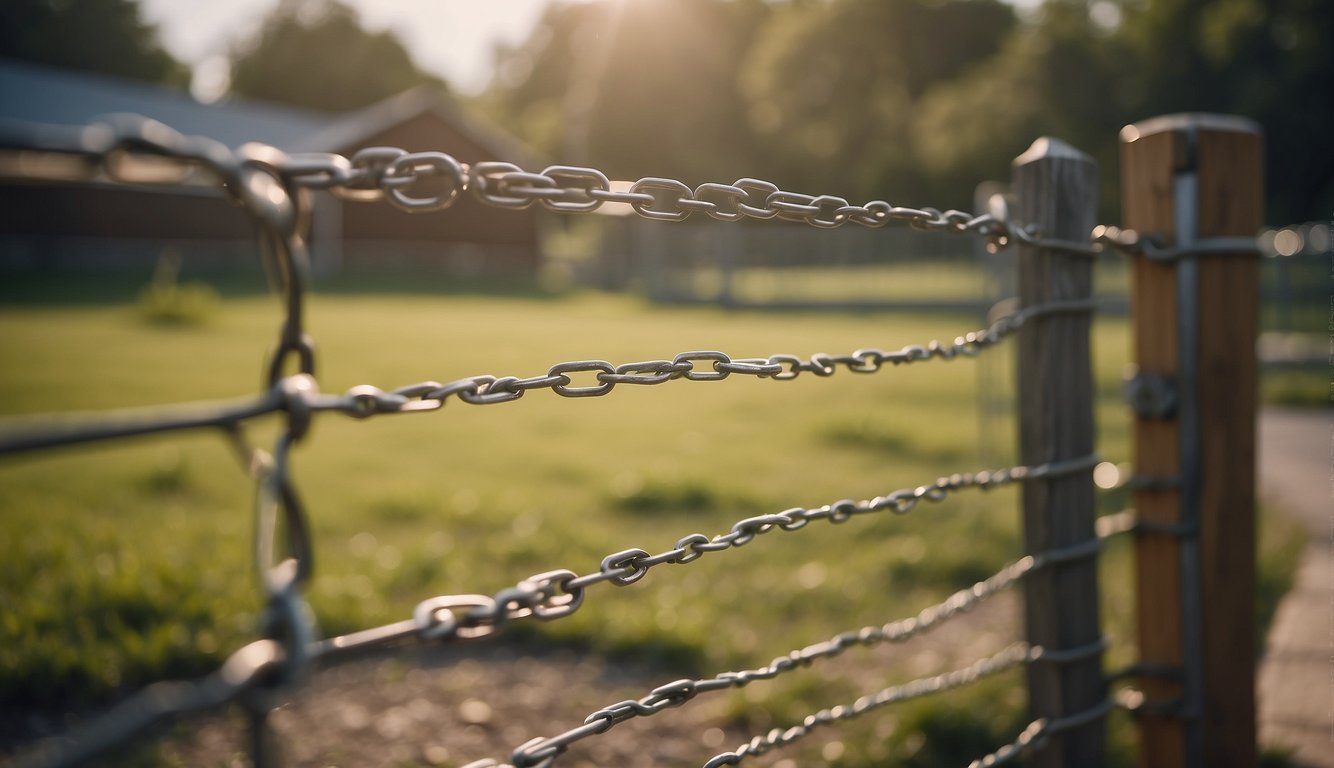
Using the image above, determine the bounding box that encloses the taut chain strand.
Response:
[311,299,1096,419]
[463,510,1133,768]
[316,455,1100,659]
[0,299,1095,454]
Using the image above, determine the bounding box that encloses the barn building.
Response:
[0,59,543,277]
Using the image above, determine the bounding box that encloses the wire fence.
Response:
[0,113,1262,768]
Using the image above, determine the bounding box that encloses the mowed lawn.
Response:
[0,285,1300,766]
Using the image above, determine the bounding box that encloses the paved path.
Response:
[1257,407,1332,765]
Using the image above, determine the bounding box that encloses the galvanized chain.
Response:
[964,718,1050,767]
[2,116,1264,261]
[275,147,1266,259]
[461,509,1133,768]
[310,455,1098,664]
[9,455,1100,766]
[702,661,1114,768]
[698,643,1035,768]
[279,146,1013,237]
[956,697,1117,768]
[0,299,1090,455]
[454,644,1031,768]
[304,299,1096,420]
[0,112,1153,768]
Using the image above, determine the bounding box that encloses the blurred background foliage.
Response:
[1,0,1329,222]
[227,0,446,112]
[480,0,1332,223]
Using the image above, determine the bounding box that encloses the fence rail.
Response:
[0,111,1264,768]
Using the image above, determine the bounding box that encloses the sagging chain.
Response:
[304,299,1095,419]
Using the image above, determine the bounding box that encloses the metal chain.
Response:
[14,487,1127,768]
[2,116,1265,260]
[0,299,1091,455]
[698,643,1035,768]
[463,509,1132,768]
[304,299,1096,420]
[456,644,1032,768]
[311,455,1098,664]
[273,148,1267,260]
[0,112,1154,768]
[964,718,1049,767]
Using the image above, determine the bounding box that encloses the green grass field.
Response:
[0,280,1305,766]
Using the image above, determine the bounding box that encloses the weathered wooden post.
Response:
[1120,114,1262,767]
[1012,137,1104,766]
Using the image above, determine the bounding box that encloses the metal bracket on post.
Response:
[1123,369,1177,420]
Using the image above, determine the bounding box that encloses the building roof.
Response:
[0,59,327,150]
[0,59,537,163]
[296,85,538,165]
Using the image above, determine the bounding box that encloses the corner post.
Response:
[1120,113,1262,767]
[1012,137,1104,766]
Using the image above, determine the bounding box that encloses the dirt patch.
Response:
[7,592,1022,768]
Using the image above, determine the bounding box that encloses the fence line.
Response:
[0,112,1265,767]
[0,298,1094,456]
[463,509,1138,768]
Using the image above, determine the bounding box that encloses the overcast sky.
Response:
[139,0,551,97]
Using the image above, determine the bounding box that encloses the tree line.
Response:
[2,0,1329,223]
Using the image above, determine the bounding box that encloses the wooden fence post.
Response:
[1121,114,1262,768]
[1012,137,1104,767]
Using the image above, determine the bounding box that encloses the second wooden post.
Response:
[1012,137,1105,766]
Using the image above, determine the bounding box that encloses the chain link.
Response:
[3,115,1271,263]
[0,112,1151,768]
[0,299,1092,453]
[299,299,1094,420]
[311,454,1097,667]
[458,645,1035,768]
[466,510,1130,768]
[700,643,1035,768]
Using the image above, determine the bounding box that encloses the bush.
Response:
[136,251,220,326]
[136,281,220,326]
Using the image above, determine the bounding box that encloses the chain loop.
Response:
[382,151,466,212]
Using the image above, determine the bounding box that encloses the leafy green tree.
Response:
[740,0,1016,200]
[911,2,1126,211]
[229,0,443,113]
[915,0,1333,221]
[1116,0,1334,222]
[485,0,1330,222]
[0,0,188,87]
